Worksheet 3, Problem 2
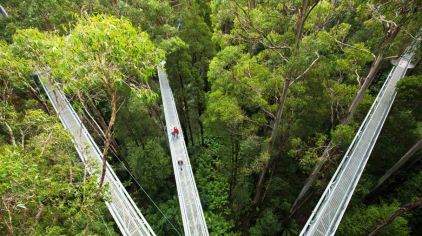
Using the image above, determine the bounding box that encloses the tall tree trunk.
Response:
[248,0,256,8]
[373,138,422,191]
[289,54,384,213]
[184,99,194,146]
[242,0,319,208]
[343,54,384,124]
[295,0,309,47]
[198,115,205,146]
[367,197,422,236]
[177,69,195,146]
[4,122,16,146]
[344,24,400,123]
[290,25,400,215]
[229,139,235,200]
[78,92,119,156]
[99,91,118,187]
[27,83,51,115]
[290,140,333,214]
[197,97,205,146]
[253,79,291,205]
[289,25,402,215]
[178,103,190,146]
[87,97,119,155]
[152,104,167,137]
[186,107,195,146]
[230,139,240,201]
[295,0,319,48]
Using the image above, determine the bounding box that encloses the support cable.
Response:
[108,152,183,236]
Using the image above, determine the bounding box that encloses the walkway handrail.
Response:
[0,4,8,17]
[158,63,209,236]
[39,75,156,236]
[300,35,420,236]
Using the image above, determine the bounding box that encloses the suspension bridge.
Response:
[12,0,417,229]
[300,34,421,236]
[39,65,209,236]
[39,75,156,236]
[158,63,209,236]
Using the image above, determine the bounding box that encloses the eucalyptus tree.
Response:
[367,197,422,236]
[0,109,116,235]
[0,0,85,41]
[47,15,163,186]
[208,0,343,214]
[288,0,422,215]
[165,0,216,146]
[1,37,115,233]
[370,74,422,192]
[208,0,421,228]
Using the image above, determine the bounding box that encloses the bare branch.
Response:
[383,55,399,60]
[39,130,54,157]
[333,37,376,59]
[355,69,363,87]
[3,122,16,146]
[292,52,320,83]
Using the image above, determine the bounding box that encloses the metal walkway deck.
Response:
[300,37,420,236]
[158,64,209,236]
[40,77,156,236]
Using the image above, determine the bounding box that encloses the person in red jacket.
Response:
[172,126,180,138]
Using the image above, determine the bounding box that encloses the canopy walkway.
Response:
[300,36,421,236]
[158,63,209,236]
[39,76,156,236]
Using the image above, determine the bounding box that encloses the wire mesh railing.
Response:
[39,76,156,236]
[158,64,209,236]
[300,35,420,236]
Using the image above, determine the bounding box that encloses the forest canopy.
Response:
[0,0,421,235]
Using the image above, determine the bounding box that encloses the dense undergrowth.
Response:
[1,0,421,235]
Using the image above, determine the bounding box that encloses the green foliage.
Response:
[127,139,171,194]
[0,0,81,41]
[205,212,238,236]
[160,36,188,55]
[117,0,177,41]
[397,170,422,203]
[1,0,421,235]
[288,134,328,174]
[195,137,236,235]
[396,75,422,120]
[249,209,281,236]
[338,203,409,236]
[205,90,246,128]
[0,40,33,91]
[0,109,116,235]
[331,124,355,149]
[49,15,163,91]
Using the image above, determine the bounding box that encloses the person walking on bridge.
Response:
[172,126,180,139]
[178,160,184,171]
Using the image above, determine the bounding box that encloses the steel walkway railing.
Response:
[0,4,8,17]
[158,63,209,236]
[300,36,421,236]
[39,76,156,236]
